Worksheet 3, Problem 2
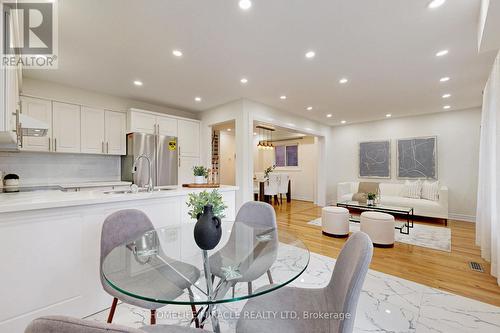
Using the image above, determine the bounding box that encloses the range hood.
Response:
[18,113,49,136]
[0,114,49,151]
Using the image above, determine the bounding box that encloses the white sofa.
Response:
[337,182,448,221]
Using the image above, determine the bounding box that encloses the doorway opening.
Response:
[211,120,236,186]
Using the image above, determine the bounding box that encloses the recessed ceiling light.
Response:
[238,0,252,10]
[341,120,347,124]
[435,50,449,57]
[443,105,451,110]
[339,78,348,84]
[133,80,143,86]
[172,49,183,57]
[428,0,446,9]
[227,128,232,131]
[386,114,392,118]
[306,106,313,111]
[253,132,257,136]
[305,51,316,59]
[240,78,248,84]
[442,93,451,98]
[280,95,287,100]
[287,123,296,127]
[326,114,333,118]
[440,77,450,82]
[194,97,202,102]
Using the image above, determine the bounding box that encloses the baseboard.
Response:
[449,213,476,223]
[291,195,313,202]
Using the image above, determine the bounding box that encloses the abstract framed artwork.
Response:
[397,136,437,179]
[358,140,391,178]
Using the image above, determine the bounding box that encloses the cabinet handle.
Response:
[49,137,51,151]
[54,138,57,152]
[106,142,109,154]
[178,146,181,167]
[102,141,105,154]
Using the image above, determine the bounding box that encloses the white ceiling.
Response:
[25,0,497,125]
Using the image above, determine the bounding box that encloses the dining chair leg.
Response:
[107,297,118,323]
[188,287,200,328]
[267,269,274,284]
[150,309,156,325]
[247,282,252,294]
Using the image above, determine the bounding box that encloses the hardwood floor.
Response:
[272,199,500,307]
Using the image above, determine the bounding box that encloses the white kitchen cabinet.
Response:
[178,119,200,157]
[81,107,105,154]
[157,116,177,136]
[128,111,156,134]
[178,156,199,185]
[52,102,81,153]
[20,96,52,152]
[105,110,126,155]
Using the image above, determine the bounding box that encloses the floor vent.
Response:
[469,261,484,273]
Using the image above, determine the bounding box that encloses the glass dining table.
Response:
[101,221,310,333]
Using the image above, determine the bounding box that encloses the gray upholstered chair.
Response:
[101,209,201,325]
[209,201,278,294]
[24,316,204,333]
[236,232,373,333]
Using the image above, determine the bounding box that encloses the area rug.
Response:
[308,218,451,252]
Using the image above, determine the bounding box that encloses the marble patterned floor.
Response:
[308,218,452,252]
[87,251,500,333]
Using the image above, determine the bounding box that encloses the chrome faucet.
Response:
[132,154,154,192]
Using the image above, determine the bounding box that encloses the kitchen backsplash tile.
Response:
[0,152,121,185]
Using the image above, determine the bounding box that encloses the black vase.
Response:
[194,204,222,250]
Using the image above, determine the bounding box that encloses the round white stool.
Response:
[322,206,350,238]
[360,211,395,247]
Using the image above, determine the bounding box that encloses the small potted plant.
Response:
[264,165,276,180]
[186,190,228,250]
[193,166,208,184]
[367,192,377,206]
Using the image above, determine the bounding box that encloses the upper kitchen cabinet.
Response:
[81,108,126,155]
[178,119,200,157]
[20,96,52,152]
[127,109,178,137]
[128,110,156,134]
[157,116,177,137]
[52,102,81,153]
[104,110,126,155]
[81,107,105,154]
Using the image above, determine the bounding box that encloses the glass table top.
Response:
[337,200,414,213]
[102,221,309,306]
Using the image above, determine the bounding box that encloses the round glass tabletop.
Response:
[102,221,309,306]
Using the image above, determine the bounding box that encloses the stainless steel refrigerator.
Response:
[121,132,178,187]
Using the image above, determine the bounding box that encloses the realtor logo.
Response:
[1,0,58,69]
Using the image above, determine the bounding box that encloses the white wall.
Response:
[22,77,198,119]
[0,152,120,185]
[254,136,318,202]
[328,108,481,221]
[219,131,236,185]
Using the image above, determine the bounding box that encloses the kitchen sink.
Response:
[103,185,177,195]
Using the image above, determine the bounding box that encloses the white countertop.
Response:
[0,181,132,189]
[0,185,239,214]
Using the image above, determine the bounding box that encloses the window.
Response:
[275,144,298,167]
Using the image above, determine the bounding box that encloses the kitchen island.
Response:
[0,185,237,333]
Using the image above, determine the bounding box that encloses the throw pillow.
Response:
[401,180,422,199]
[421,180,439,201]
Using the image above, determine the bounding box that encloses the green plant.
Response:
[367,192,377,201]
[193,165,209,178]
[186,189,227,219]
[264,165,276,179]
